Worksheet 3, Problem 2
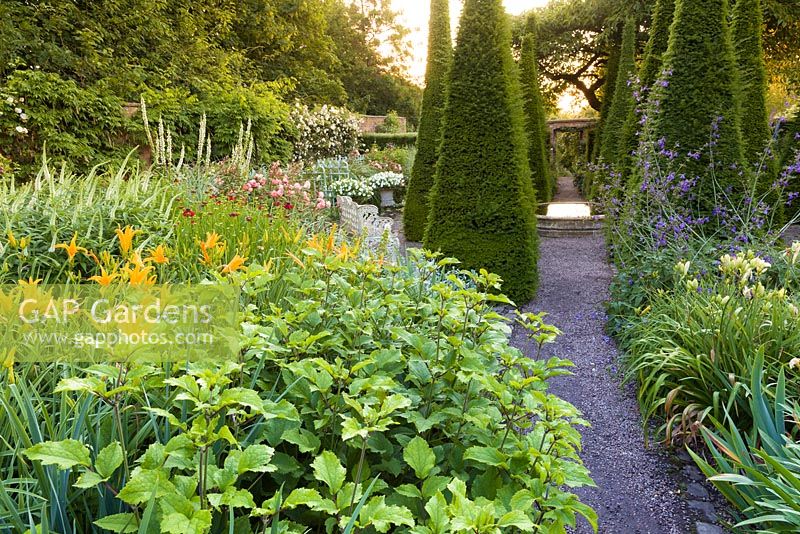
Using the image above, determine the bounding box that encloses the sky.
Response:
[394,0,552,83]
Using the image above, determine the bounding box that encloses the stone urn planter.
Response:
[378,188,396,207]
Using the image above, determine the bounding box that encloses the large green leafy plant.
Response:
[4,250,596,533]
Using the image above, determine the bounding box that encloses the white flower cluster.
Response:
[369,171,405,189]
[329,177,374,201]
[2,94,29,135]
[291,103,360,163]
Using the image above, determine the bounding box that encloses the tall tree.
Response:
[519,15,553,203]
[403,0,452,241]
[424,0,539,303]
[600,17,637,170]
[732,0,770,164]
[648,0,744,210]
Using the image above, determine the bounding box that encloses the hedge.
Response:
[359,132,418,149]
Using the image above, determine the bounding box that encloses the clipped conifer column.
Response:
[732,0,770,164]
[520,15,552,203]
[403,0,452,242]
[648,0,744,209]
[599,17,637,171]
[424,0,539,303]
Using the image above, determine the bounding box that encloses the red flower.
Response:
[182,208,196,218]
[283,202,294,210]
[229,212,239,217]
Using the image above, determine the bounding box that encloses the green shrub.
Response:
[403,0,452,241]
[647,0,745,211]
[424,0,539,304]
[374,110,403,133]
[142,82,293,165]
[2,251,596,533]
[732,0,770,165]
[519,16,552,203]
[590,26,621,164]
[0,70,129,174]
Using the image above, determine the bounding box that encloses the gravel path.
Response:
[510,178,697,533]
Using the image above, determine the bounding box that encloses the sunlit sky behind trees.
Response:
[389,0,586,115]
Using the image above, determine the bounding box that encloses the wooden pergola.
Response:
[547,118,598,165]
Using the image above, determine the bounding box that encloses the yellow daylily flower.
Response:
[2,348,15,385]
[221,254,247,274]
[54,233,87,261]
[88,267,118,287]
[7,230,17,248]
[18,277,42,287]
[115,226,141,255]
[146,244,170,265]
[124,263,156,287]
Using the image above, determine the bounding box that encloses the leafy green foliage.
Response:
[648,0,745,209]
[424,0,540,304]
[732,0,771,164]
[404,0,452,242]
[618,247,800,443]
[519,16,553,203]
[4,250,596,533]
[690,355,800,531]
[0,70,129,173]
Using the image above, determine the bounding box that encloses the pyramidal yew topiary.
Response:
[648,0,744,209]
[599,17,637,170]
[591,27,622,163]
[519,15,552,203]
[639,0,675,90]
[619,0,675,177]
[424,0,539,303]
[732,0,770,164]
[403,0,452,242]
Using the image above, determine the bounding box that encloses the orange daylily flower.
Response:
[286,252,306,269]
[198,232,224,266]
[199,232,222,251]
[115,226,141,255]
[124,264,156,287]
[221,254,247,274]
[55,233,88,261]
[147,244,170,265]
[88,267,118,286]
